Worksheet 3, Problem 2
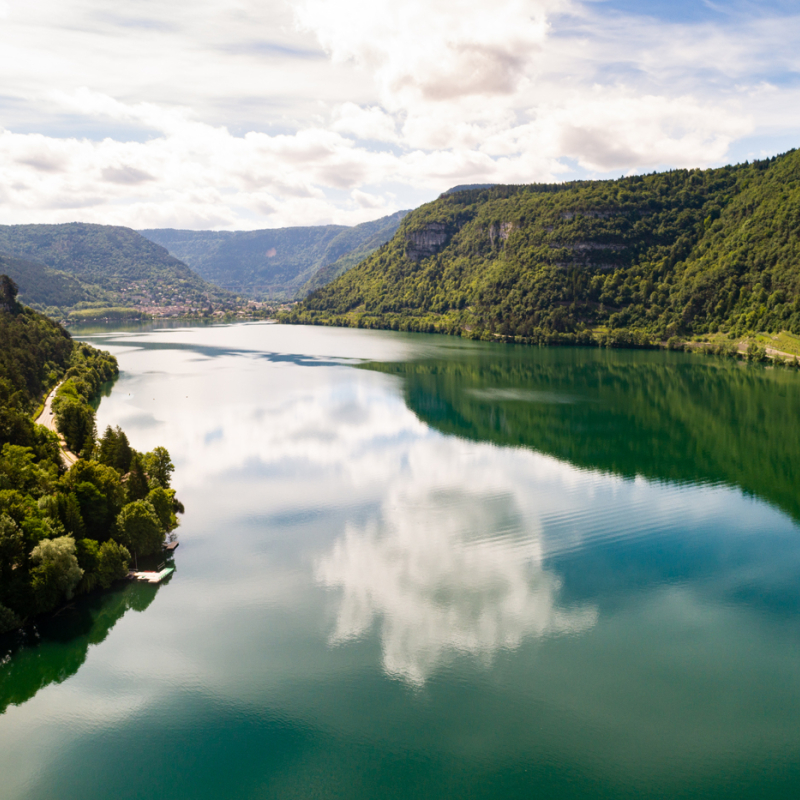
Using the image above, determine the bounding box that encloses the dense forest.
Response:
[142,210,409,300]
[0,276,182,634]
[0,223,235,318]
[285,149,800,346]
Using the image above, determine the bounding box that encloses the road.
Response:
[34,383,78,468]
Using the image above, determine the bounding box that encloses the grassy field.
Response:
[754,331,800,356]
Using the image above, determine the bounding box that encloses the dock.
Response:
[129,567,174,584]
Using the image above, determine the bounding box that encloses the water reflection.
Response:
[3,325,800,800]
[318,484,597,685]
[0,580,161,716]
[367,350,800,522]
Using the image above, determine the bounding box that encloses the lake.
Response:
[2,321,800,799]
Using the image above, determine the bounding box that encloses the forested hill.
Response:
[287,149,800,344]
[141,209,409,301]
[0,223,235,318]
[0,253,109,313]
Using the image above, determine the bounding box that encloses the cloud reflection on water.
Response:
[317,479,598,685]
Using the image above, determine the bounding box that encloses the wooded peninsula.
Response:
[0,276,182,634]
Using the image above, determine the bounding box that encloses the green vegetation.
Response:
[0,275,182,633]
[0,222,236,317]
[286,149,800,347]
[0,253,109,312]
[142,210,409,301]
[51,343,118,454]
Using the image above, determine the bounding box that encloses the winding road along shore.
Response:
[34,383,78,468]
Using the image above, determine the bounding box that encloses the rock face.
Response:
[406,223,450,262]
[488,222,515,247]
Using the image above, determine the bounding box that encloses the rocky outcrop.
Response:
[406,223,449,262]
[488,221,515,247]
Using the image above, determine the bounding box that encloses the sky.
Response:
[0,0,798,230]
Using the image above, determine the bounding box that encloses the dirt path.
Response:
[34,383,78,468]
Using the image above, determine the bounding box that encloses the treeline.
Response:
[0,276,182,633]
[52,343,118,454]
[285,149,800,346]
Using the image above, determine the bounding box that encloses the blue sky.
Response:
[0,0,797,229]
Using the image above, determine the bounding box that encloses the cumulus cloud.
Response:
[0,0,795,227]
[295,0,563,104]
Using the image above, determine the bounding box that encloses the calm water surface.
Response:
[2,322,800,799]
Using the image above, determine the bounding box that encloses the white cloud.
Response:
[295,0,564,105]
[332,102,399,144]
[0,0,795,227]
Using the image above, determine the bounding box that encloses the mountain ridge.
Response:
[141,210,409,301]
[284,149,800,345]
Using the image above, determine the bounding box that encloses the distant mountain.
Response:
[285,149,800,344]
[140,210,409,301]
[0,223,235,317]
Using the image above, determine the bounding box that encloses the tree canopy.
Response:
[0,285,183,632]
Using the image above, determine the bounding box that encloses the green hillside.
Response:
[0,275,182,633]
[0,253,111,315]
[286,149,800,345]
[0,223,235,317]
[141,210,409,300]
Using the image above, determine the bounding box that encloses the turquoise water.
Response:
[2,322,800,799]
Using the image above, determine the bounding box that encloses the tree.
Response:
[75,481,109,539]
[0,513,24,594]
[60,492,85,538]
[143,446,174,489]
[96,540,130,588]
[0,444,48,495]
[116,500,164,556]
[30,536,84,612]
[126,452,149,502]
[67,460,125,526]
[76,537,100,592]
[97,425,133,474]
[147,487,179,532]
[54,397,95,454]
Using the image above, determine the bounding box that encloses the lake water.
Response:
[2,322,800,799]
